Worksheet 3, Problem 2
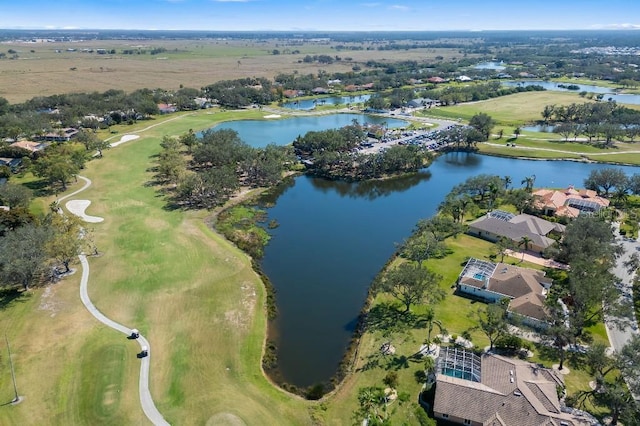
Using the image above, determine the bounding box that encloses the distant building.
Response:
[39,128,79,142]
[0,157,22,172]
[427,76,446,84]
[157,103,177,114]
[457,75,473,82]
[433,348,594,425]
[406,98,439,108]
[10,140,48,153]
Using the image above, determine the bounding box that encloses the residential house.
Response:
[157,103,177,114]
[40,127,79,142]
[467,210,565,254]
[457,75,473,82]
[456,258,552,328]
[427,76,446,84]
[0,157,22,172]
[406,98,439,108]
[533,186,609,218]
[433,348,594,425]
[10,140,48,153]
[311,87,330,94]
[282,89,302,98]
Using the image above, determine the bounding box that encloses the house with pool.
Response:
[456,258,552,329]
[433,348,595,425]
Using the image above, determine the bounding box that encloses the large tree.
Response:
[475,301,510,351]
[44,211,85,273]
[0,182,32,209]
[0,223,51,290]
[468,112,495,141]
[376,263,444,314]
[584,168,629,197]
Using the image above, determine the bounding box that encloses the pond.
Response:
[504,80,640,105]
[212,113,407,147]
[474,61,506,70]
[282,95,371,110]
[521,124,556,133]
[260,153,640,388]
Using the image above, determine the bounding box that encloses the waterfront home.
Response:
[456,258,552,328]
[532,186,609,218]
[467,210,564,254]
[433,348,594,425]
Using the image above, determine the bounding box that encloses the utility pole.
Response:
[5,334,19,404]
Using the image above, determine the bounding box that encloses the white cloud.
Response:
[389,4,410,11]
[592,23,640,29]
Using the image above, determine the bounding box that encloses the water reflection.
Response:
[308,171,432,200]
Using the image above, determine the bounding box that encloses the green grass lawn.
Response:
[422,91,590,125]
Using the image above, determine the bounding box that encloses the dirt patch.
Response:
[222,281,257,331]
[38,285,61,317]
[206,412,247,426]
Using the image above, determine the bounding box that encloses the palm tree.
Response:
[518,236,533,261]
[612,187,629,208]
[425,307,447,343]
[521,174,536,192]
[513,127,521,139]
[503,175,512,191]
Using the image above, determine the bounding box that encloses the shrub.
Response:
[383,371,399,388]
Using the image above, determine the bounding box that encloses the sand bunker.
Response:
[110,134,140,147]
[66,200,104,223]
[263,114,281,119]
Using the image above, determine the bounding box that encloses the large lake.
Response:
[260,154,640,387]
[504,80,640,105]
[211,115,640,388]
[213,113,406,147]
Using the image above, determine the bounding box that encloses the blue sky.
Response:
[2,0,640,31]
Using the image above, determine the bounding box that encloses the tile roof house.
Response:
[40,127,79,142]
[532,186,610,218]
[467,211,565,254]
[457,258,552,327]
[433,349,595,425]
[10,140,48,153]
[427,76,446,84]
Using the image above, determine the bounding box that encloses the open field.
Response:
[422,91,592,125]
[0,38,466,103]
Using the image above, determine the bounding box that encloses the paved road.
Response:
[607,223,640,401]
[606,223,639,354]
[61,177,170,426]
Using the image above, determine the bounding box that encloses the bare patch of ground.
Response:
[206,412,247,426]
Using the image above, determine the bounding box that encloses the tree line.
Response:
[541,101,640,145]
